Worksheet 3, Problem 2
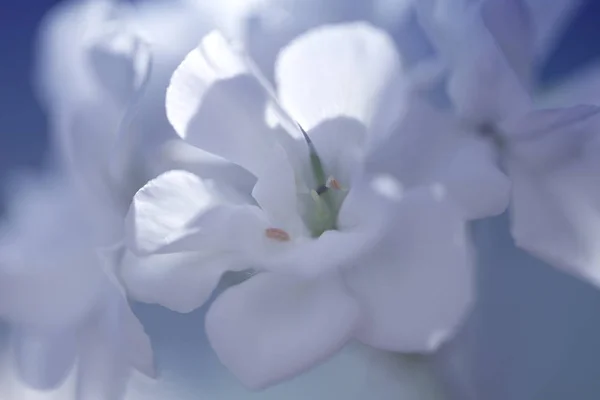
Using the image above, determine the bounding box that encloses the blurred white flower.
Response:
[0,0,171,398]
[123,23,474,390]
[0,172,154,399]
[415,0,600,287]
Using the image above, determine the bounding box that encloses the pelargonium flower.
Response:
[0,2,165,397]
[413,0,600,287]
[124,22,476,389]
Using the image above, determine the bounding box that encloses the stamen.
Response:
[326,176,342,190]
[265,228,291,242]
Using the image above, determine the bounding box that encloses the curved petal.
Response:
[166,31,283,177]
[502,105,600,171]
[205,272,361,389]
[364,99,510,220]
[75,291,153,400]
[34,0,116,112]
[11,326,78,390]
[120,250,231,313]
[75,301,128,400]
[509,164,600,287]
[275,22,405,141]
[344,186,474,353]
[86,24,152,105]
[417,0,533,123]
[125,169,268,256]
[150,138,257,195]
[121,299,155,378]
[0,174,105,329]
[36,0,151,191]
[438,138,511,220]
[481,0,534,88]
[507,110,600,287]
[251,143,307,237]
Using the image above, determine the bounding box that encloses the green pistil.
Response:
[297,123,339,237]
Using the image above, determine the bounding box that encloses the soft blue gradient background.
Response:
[2,1,600,399]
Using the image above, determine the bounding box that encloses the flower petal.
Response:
[120,250,231,313]
[150,138,257,195]
[125,169,267,256]
[507,107,600,287]
[87,24,152,105]
[75,301,127,400]
[251,143,308,237]
[438,138,511,219]
[481,0,534,88]
[0,174,106,328]
[11,326,78,390]
[509,164,600,287]
[344,186,474,353]
[275,22,405,140]
[205,273,361,389]
[166,31,282,176]
[502,105,600,170]
[417,0,533,123]
[364,99,510,220]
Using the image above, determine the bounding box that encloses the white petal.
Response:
[125,169,267,255]
[120,250,230,313]
[34,0,116,112]
[11,326,78,390]
[447,31,533,123]
[438,138,511,220]
[481,0,534,88]
[36,1,150,208]
[150,138,257,195]
[275,22,405,140]
[75,303,128,400]
[121,298,155,378]
[502,105,600,171]
[166,31,281,176]
[508,111,600,287]
[205,273,361,389]
[510,169,600,287]
[74,289,153,400]
[365,99,510,220]
[251,144,307,237]
[344,187,474,353]
[0,174,106,328]
[418,1,533,122]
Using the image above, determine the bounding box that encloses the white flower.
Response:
[0,1,172,397]
[414,0,600,287]
[0,173,154,396]
[124,23,474,389]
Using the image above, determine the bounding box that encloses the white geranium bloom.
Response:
[0,173,154,398]
[415,0,600,287]
[0,1,169,398]
[124,23,475,389]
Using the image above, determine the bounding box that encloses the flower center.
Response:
[264,125,350,241]
[297,124,348,238]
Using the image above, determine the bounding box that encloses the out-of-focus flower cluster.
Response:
[0,0,597,398]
